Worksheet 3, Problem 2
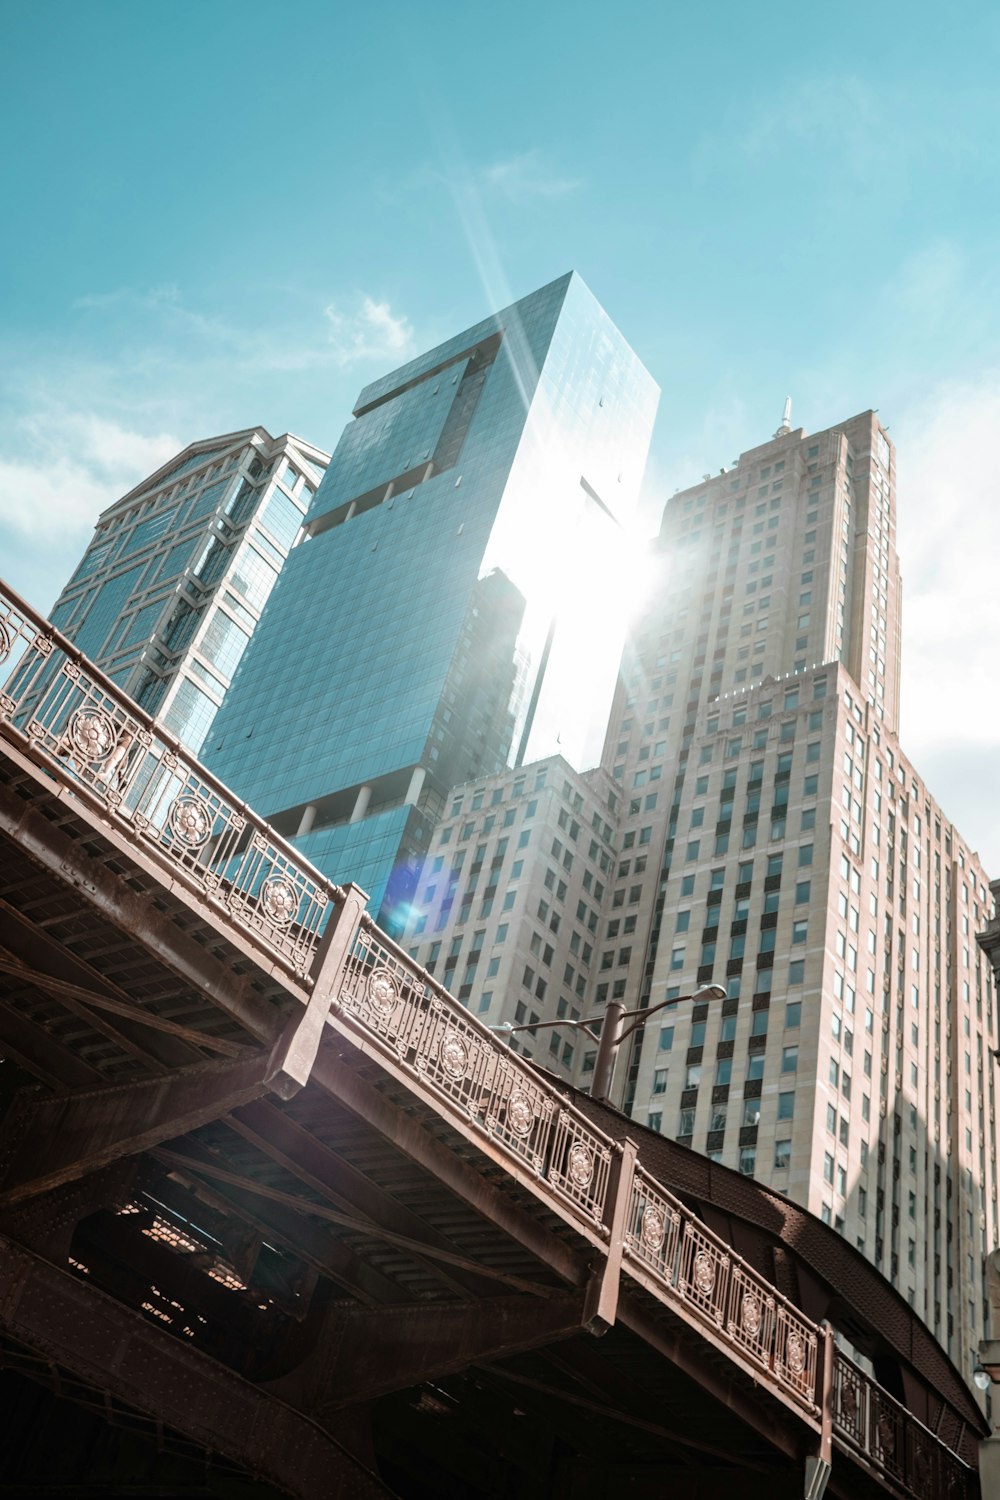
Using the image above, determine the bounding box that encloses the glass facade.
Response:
[203,273,658,928]
[44,428,329,752]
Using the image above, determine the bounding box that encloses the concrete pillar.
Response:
[350,784,372,824]
[404,766,426,806]
[296,803,318,837]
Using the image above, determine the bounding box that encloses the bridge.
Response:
[0,577,986,1499]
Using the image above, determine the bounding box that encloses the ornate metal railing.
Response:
[339,917,615,1228]
[624,1160,818,1410]
[0,576,979,1493]
[832,1353,976,1498]
[338,916,820,1413]
[0,580,339,976]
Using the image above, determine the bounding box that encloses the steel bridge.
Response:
[0,578,986,1499]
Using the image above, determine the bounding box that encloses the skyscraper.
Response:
[603,410,996,1376]
[44,428,329,753]
[202,274,658,929]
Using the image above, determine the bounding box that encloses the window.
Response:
[652,1068,668,1095]
[715,1057,732,1085]
[774,1140,791,1169]
[781,1046,798,1073]
[739,1147,756,1176]
[777,1090,795,1120]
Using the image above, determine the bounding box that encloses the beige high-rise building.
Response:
[607,411,996,1377]
[404,755,620,1082]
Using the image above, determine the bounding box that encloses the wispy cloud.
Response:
[380,148,581,207]
[481,150,581,201]
[323,295,415,366]
[738,75,884,170]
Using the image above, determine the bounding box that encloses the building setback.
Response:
[202,273,657,931]
[45,428,329,752]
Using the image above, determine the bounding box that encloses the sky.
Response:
[2,0,999,871]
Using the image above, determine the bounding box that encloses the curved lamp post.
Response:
[490,982,727,1102]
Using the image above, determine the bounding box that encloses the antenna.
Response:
[775,396,792,437]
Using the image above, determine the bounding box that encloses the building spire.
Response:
[776,396,792,437]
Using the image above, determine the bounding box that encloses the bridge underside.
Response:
[0,686,980,1499]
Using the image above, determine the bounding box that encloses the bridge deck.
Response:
[0,577,984,1499]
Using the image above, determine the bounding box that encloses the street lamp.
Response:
[489,982,727,1102]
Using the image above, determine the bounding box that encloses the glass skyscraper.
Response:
[43,428,329,754]
[203,273,658,929]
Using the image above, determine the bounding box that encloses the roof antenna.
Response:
[776,396,792,437]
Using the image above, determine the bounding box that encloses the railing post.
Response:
[268,882,368,1097]
[583,1137,637,1336]
[804,1321,834,1499]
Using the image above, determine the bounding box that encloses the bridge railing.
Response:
[832,1352,976,1498]
[339,915,823,1413]
[340,916,616,1229]
[624,1159,818,1411]
[0,579,340,976]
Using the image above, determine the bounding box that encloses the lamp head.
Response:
[694,983,728,1002]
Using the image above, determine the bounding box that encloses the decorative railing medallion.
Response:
[0,582,339,975]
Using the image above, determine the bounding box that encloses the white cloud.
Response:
[323,295,415,366]
[894,375,1000,867]
[0,409,179,544]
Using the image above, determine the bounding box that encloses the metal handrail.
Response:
[0,578,342,976]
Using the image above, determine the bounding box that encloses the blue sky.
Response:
[2,0,1000,868]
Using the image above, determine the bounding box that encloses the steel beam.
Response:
[266,1292,589,1413]
[156,1143,560,1298]
[149,1151,413,1307]
[226,1099,500,1298]
[0,1159,143,1259]
[0,1230,394,1499]
[309,1040,588,1290]
[0,1051,282,1206]
[804,1322,834,1499]
[0,773,283,1043]
[0,948,244,1057]
[0,1001,106,1091]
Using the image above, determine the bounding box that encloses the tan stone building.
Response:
[404,755,619,1080]
[608,412,996,1376]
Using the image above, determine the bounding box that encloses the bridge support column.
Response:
[583,1137,637,1335]
[275,880,368,1093]
[804,1321,834,1499]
